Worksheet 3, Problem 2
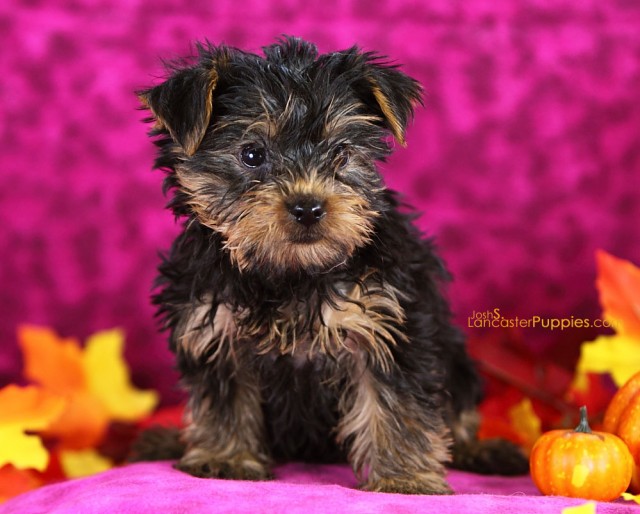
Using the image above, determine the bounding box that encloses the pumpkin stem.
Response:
[574,405,592,434]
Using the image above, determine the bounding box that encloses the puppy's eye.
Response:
[240,145,267,168]
[333,144,350,168]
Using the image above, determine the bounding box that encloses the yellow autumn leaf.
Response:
[83,328,158,421]
[562,502,596,514]
[570,371,589,393]
[59,449,113,479]
[0,428,51,472]
[622,492,640,504]
[508,398,541,454]
[576,333,640,387]
[0,385,66,471]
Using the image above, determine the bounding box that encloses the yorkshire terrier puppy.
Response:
[135,36,527,494]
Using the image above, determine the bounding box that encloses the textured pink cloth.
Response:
[1,462,637,514]
[2,1,640,400]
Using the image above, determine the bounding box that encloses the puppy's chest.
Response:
[183,280,407,369]
[273,284,404,361]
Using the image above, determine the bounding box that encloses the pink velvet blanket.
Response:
[1,462,636,514]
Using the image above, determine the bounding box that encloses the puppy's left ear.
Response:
[139,65,218,156]
[361,60,423,146]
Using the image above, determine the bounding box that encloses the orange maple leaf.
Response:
[18,327,110,449]
[0,465,42,503]
[17,326,158,451]
[596,249,640,338]
[574,251,640,388]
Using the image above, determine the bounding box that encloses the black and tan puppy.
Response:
[136,36,527,494]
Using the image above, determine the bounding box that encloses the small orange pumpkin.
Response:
[604,370,640,492]
[530,406,633,501]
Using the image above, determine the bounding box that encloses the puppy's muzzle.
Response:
[288,196,326,228]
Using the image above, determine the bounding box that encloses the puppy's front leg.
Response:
[178,369,271,480]
[337,356,453,495]
[174,303,271,480]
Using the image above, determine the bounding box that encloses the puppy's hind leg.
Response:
[450,410,529,476]
[130,426,185,462]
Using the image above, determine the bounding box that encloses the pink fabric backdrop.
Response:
[1,0,639,401]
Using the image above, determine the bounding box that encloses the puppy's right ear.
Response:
[139,65,218,156]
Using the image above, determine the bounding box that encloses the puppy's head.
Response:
[140,37,422,277]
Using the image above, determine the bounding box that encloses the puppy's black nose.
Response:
[289,199,326,228]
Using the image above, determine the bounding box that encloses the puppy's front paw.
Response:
[175,450,272,481]
[363,474,454,495]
